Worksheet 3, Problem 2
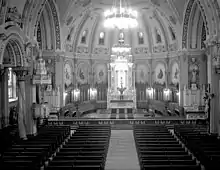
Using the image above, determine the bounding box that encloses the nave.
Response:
[0,123,220,170]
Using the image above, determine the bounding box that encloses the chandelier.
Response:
[104,0,138,29]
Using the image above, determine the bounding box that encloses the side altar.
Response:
[107,38,136,111]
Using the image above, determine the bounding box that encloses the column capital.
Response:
[13,66,29,81]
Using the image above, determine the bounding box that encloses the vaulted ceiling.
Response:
[2,0,219,54]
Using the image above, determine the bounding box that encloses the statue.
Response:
[117,77,126,100]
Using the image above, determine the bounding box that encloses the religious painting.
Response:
[64,62,73,90]
[154,62,166,85]
[136,64,149,84]
[77,62,89,84]
[171,62,179,85]
[94,63,107,84]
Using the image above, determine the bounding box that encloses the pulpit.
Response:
[107,42,136,112]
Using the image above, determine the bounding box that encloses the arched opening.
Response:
[0,37,24,128]
[34,0,61,50]
[188,2,207,49]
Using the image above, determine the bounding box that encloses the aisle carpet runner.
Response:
[105,130,140,170]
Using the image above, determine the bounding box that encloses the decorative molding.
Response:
[182,0,209,49]
[76,46,89,54]
[48,0,61,50]
[134,47,149,54]
[93,47,109,55]
[201,22,206,49]
[153,45,166,53]
[182,0,195,49]
[13,66,29,81]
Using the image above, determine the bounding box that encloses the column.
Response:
[205,42,220,134]
[125,70,128,88]
[55,55,64,107]
[116,70,118,90]
[0,66,7,128]
[13,67,28,139]
[0,68,9,127]
[132,65,136,89]
[108,64,110,89]
[111,66,114,90]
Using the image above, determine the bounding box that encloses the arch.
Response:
[182,0,217,49]
[0,31,25,66]
[23,0,61,50]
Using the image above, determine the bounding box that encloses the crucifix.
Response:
[117,77,126,100]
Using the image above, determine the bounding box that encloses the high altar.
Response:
[107,41,136,111]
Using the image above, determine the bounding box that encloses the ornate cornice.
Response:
[13,66,29,81]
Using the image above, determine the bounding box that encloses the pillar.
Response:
[205,41,220,134]
[13,67,28,139]
[108,64,110,89]
[0,66,7,129]
[25,76,36,136]
[0,68,9,127]
[132,64,136,89]
[55,55,64,107]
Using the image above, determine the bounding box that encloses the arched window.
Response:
[169,26,176,40]
[8,68,17,101]
[81,30,88,44]
[99,32,105,45]
[138,32,144,44]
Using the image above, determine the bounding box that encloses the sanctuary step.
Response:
[111,124,133,130]
[105,130,140,170]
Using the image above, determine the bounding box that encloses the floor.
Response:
[105,130,140,170]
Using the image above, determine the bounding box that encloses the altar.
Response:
[107,37,136,111]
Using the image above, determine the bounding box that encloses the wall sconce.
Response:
[146,87,153,99]
[89,88,97,100]
[73,88,80,101]
[164,88,170,101]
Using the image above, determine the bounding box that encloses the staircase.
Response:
[105,130,140,170]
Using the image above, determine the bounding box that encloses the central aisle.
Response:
[105,130,140,170]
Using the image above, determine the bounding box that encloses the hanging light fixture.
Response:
[104,0,138,29]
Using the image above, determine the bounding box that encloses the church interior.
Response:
[0,0,220,169]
